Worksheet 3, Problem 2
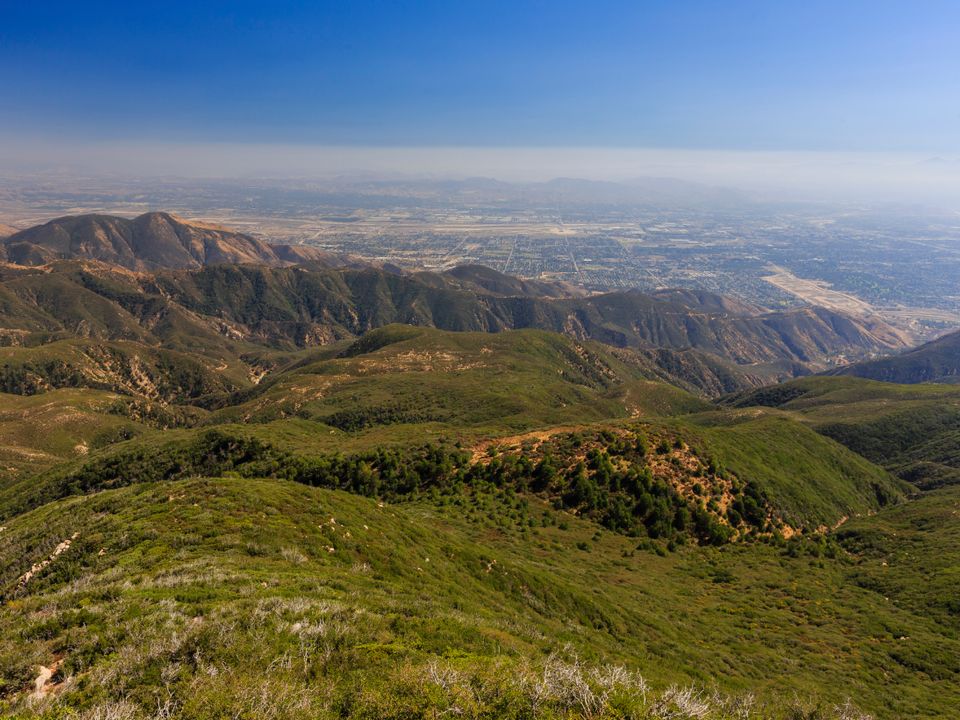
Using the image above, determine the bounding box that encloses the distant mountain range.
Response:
[0,212,348,270]
[296,175,749,209]
[0,212,915,396]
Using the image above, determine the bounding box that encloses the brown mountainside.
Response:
[0,212,344,270]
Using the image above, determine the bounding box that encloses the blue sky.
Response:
[1,0,958,152]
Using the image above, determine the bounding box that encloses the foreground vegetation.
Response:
[2,477,957,718]
[0,302,956,718]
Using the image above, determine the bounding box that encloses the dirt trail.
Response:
[15,533,79,592]
[31,665,53,699]
[815,514,850,534]
[31,659,62,700]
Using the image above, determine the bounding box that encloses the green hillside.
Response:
[725,376,960,489]
[0,326,925,716]
[0,230,957,717]
[0,241,914,394]
[0,476,956,719]
[677,411,907,528]
[0,389,147,485]
[0,327,903,537]
[206,326,712,430]
[0,338,246,403]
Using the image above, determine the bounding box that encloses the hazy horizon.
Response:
[5,2,960,208]
[3,140,960,209]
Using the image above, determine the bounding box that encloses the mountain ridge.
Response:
[0,258,909,393]
[0,212,351,270]
[826,328,960,384]
[0,212,925,400]
[0,216,957,719]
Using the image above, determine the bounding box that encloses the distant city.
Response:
[3,173,959,340]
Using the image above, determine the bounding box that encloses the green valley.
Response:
[0,214,956,719]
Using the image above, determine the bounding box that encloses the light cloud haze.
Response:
[3,139,960,207]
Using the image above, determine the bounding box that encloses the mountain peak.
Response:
[0,211,348,271]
